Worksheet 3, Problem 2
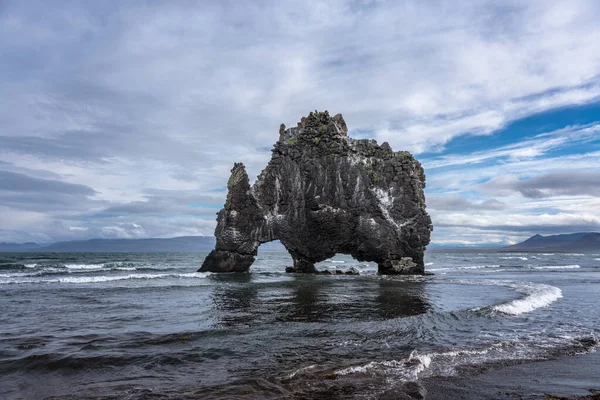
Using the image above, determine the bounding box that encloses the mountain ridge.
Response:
[502,232,600,252]
[0,236,286,253]
[3,232,598,253]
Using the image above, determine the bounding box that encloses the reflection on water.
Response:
[210,274,431,327]
[279,277,333,323]
[210,273,257,327]
[376,280,431,319]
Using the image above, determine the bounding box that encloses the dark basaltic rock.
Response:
[199,111,432,275]
[345,267,360,275]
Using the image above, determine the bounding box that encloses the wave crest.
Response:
[492,283,562,315]
[0,272,211,285]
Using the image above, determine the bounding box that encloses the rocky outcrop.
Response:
[200,111,432,275]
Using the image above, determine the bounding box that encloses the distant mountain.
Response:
[502,232,600,252]
[4,234,598,253]
[43,236,216,252]
[427,243,503,250]
[0,242,43,252]
[0,236,286,253]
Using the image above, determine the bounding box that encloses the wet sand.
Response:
[421,350,599,399]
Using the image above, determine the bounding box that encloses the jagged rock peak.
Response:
[200,110,432,275]
[279,110,348,143]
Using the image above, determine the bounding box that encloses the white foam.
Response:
[174,272,211,278]
[439,348,491,358]
[429,265,500,272]
[492,283,562,315]
[431,264,581,273]
[406,351,432,375]
[425,262,434,266]
[327,260,345,264]
[500,256,528,260]
[331,334,598,384]
[335,350,432,380]
[530,265,580,270]
[64,264,104,270]
[0,272,33,278]
[25,262,142,273]
[62,275,150,283]
[332,347,501,382]
[284,364,318,380]
[69,264,94,269]
[0,272,211,285]
[335,361,382,375]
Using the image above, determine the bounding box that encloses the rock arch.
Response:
[199,111,432,275]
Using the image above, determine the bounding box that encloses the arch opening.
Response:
[314,253,377,275]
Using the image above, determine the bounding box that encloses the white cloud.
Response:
[436,212,600,229]
[0,0,600,243]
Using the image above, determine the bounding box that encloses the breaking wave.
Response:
[491,283,562,315]
[22,261,142,270]
[0,262,173,278]
[429,265,500,272]
[0,272,211,285]
[531,265,580,270]
[334,350,433,380]
[429,264,582,272]
[327,335,598,384]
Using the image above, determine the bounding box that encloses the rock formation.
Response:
[199,111,432,275]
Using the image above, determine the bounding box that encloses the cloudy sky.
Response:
[1,0,599,246]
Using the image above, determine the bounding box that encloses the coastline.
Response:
[420,350,599,399]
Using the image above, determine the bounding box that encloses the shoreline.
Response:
[420,350,599,399]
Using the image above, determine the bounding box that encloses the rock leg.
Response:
[199,249,255,272]
[292,257,317,273]
[378,257,423,275]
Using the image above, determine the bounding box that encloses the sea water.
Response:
[0,251,598,399]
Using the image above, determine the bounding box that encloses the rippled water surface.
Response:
[1,251,599,399]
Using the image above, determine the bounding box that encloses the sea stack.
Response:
[200,111,432,274]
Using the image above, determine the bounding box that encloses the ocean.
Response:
[1,251,599,399]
